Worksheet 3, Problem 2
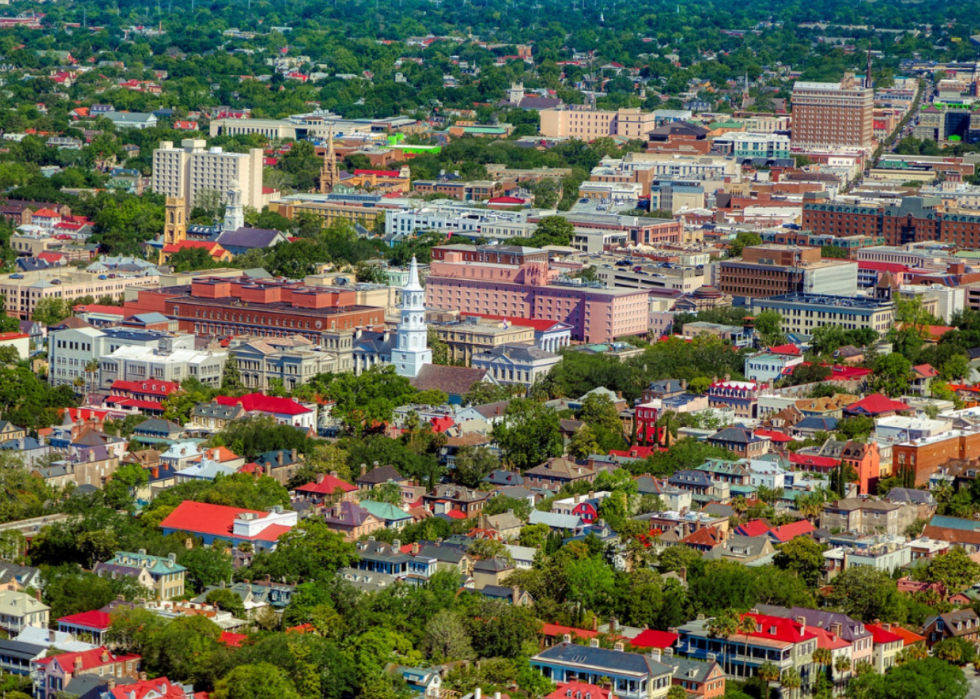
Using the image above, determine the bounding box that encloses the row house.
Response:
[531,641,674,699]
[707,380,761,419]
[676,612,816,692]
[32,648,141,699]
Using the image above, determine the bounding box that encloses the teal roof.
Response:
[107,550,187,575]
[358,500,413,522]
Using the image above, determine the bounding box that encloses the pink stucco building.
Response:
[425,245,648,344]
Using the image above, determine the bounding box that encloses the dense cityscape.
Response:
[0,1,979,699]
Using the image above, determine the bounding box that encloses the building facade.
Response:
[151,139,264,209]
[791,75,874,150]
[751,294,894,336]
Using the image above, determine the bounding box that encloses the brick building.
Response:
[717,245,858,299]
[791,75,874,150]
[893,430,980,486]
[126,277,385,344]
[802,196,980,247]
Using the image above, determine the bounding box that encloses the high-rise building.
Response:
[151,139,264,210]
[391,257,431,378]
[791,74,874,150]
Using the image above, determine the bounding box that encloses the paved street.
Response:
[964,665,980,699]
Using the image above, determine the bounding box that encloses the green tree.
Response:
[178,546,234,593]
[245,520,357,584]
[568,424,600,459]
[490,398,563,470]
[869,353,912,397]
[529,216,574,246]
[212,663,301,699]
[844,658,967,699]
[773,536,826,588]
[728,231,763,258]
[221,356,245,393]
[824,566,904,622]
[754,310,785,348]
[917,546,980,592]
[452,445,498,488]
[326,366,417,435]
[205,588,247,618]
[31,297,72,325]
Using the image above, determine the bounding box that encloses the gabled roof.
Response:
[409,364,489,396]
[295,474,357,495]
[534,642,672,677]
[215,393,312,416]
[629,629,679,649]
[844,394,910,416]
[768,519,815,543]
[357,464,404,485]
[159,501,291,542]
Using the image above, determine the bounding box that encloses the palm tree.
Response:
[737,615,758,679]
[731,495,748,519]
[833,653,851,689]
[706,611,739,677]
[757,661,780,699]
[780,667,802,699]
[813,647,832,678]
[84,358,100,394]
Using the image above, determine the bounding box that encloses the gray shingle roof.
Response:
[534,642,673,677]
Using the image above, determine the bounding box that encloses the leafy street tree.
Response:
[423,609,474,661]
[844,658,967,699]
[452,445,498,488]
[754,310,785,348]
[823,566,904,622]
[916,546,980,592]
[491,398,563,470]
[178,546,234,593]
[326,366,417,435]
[212,663,301,699]
[31,297,72,326]
[773,536,825,588]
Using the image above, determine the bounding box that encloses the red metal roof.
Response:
[742,612,817,644]
[845,394,911,416]
[546,683,609,699]
[219,631,248,647]
[789,453,839,470]
[74,304,126,315]
[769,519,816,543]
[104,397,165,411]
[736,520,771,537]
[159,501,292,542]
[111,380,180,397]
[539,623,598,639]
[864,623,904,645]
[58,610,112,630]
[215,393,312,416]
[768,344,801,356]
[754,429,792,442]
[354,169,401,178]
[35,647,140,673]
[630,629,678,649]
[295,474,358,495]
[858,261,911,273]
[461,313,568,332]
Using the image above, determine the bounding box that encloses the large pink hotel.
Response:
[426,245,648,344]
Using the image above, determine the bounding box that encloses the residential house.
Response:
[707,380,760,419]
[865,623,904,674]
[475,511,523,540]
[189,401,245,433]
[245,449,303,486]
[132,419,183,442]
[292,472,359,504]
[356,463,409,492]
[663,653,726,699]
[423,485,491,516]
[922,609,980,649]
[531,642,674,699]
[706,427,769,459]
[358,501,413,529]
[0,637,46,676]
[0,421,27,442]
[389,666,442,698]
[0,590,49,635]
[32,647,141,699]
[323,502,385,541]
[523,458,597,491]
[159,501,298,552]
[352,540,437,580]
[675,612,816,688]
[57,611,112,644]
[93,551,186,599]
[472,557,515,589]
[703,535,775,564]
[820,498,918,537]
[551,492,610,525]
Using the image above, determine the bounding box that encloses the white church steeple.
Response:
[223,182,244,231]
[392,256,431,378]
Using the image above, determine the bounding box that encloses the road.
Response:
[964,664,980,699]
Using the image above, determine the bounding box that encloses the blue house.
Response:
[352,539,437,581]
[530,642,674,699]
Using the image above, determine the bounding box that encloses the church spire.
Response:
[392,256,431,378]
[319,126,340,194]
